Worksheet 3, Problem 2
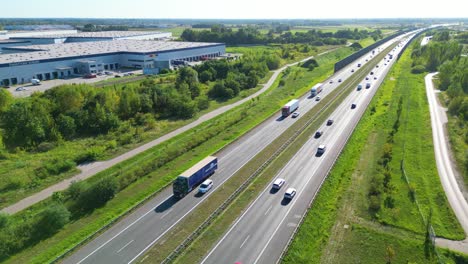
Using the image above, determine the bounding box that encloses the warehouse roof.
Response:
[10,31,170,39]
[0,40,224,65]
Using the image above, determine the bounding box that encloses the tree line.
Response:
[181,25,382,45]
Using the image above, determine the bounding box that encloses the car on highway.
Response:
[292,112,300,118]
[284,188,297,199]
[351,103,357,109]
[357,84,362,91]
[376,65,379,68]
[365,77,369,80]
[329,80,333,84]
[370,71,374,75]
[351,69,355,72]
[317,145,326,155]
[366,83,371,89]
[315,131,323,138]
[315,96,321,101]
[327,119,334,126]
[198,179,213,193]
[374,76,378,80]
[272,178,285,190]
[338,78,342,83]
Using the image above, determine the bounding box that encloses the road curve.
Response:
[425,73,468,254]
[0,49,336,215]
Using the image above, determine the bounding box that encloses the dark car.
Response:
[351,103,357,109]
[315,131,323,138]
[327,119,334,126]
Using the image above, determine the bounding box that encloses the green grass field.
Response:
[283,40,466,264]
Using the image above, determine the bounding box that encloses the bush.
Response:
[67,180,86,200]
[74,147,104,164]
[76,177,119,211]
[44,159,76,175]
[36,203,70,236]
[411,65,426,74]
[37,142,57,152]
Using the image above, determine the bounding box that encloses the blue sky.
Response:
[0,0,466,19]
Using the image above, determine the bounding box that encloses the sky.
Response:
[0,0,466,19]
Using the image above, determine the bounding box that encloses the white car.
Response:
[273,178,285,190]
[198,179,213,193]
[317,145,326,155]
[292,112,300,118]
[315,96,321,101]
[15,87,26,91]
[284,188,297,199]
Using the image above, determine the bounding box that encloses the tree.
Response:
[386,245,395,264]
[56,114,76,139]
[38,203,70,235]
[77,177,119,211]
[199,70,213,83]
[265,54,281,70]
[0,89,13,113]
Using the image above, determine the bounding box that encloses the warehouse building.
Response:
[8,31,172,45]
[0,40,225,86]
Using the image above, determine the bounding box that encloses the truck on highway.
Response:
[282,99,299,117]
[310,83,323,97]
[173,156,218,198]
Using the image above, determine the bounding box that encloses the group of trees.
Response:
[80,23,129,32]
[412,30,468,173]
[181,25,382,46]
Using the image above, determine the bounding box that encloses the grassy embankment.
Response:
[4,47,354,264]
[283,41,466,263]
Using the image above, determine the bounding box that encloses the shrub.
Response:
[37,142,57,152]
[36,203,70,236]
[411,65,426,74]
[76,177,119,211]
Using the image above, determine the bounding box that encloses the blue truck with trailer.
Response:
[173,156,218,198]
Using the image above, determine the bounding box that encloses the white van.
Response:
[31,79,41,85]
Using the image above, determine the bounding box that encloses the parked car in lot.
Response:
[351,103,357,109]
[15,86,26,91]
[115,74,122,78]
[327,119,334,126]
[292,112,300,118]
[284,188,297,199]
[84,74,97,79]
[198,179,213,193]
[272,178,285,190]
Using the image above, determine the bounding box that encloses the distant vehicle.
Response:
[357,63,361,67]
[365,77,369,80]
[128,72,135,76]
[315,131,323,138]
[15,87,26,91]
[365,59,368,62]
[310,83,323,97]
[327,119,334,126]
[376,65,379,68]
[97,72,103,76]
[357,84,362,91]
[282,99,300,117]
[338,79,342,82]
[317,145,326,155]
[292,112,300,118]
[351,103,357,109]
[115,74,122,78]
[31,78,41,85]
[84,74,96,78]
[329,80,333,84]
[198,179,213,193]
[370,71,374,75]
[123,73,130,76]
[351,69,355,72]
[105,71,113,75]
[284,188,297,199]
[374,76,378,80]
[173,156,218,198]
[273,178,286,190]
[315,96,321,101]
[366,83,371,89]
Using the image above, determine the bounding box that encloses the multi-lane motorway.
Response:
[201,35,417,264]
[63,32,415,264]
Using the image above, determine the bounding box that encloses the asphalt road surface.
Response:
[425,73,468,254]
[201,33,417,264]
[62,35,408,264]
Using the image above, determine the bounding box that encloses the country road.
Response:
[1,48,337,215]
[425,73,468,254]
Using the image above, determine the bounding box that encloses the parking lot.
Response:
[6,69,143,97]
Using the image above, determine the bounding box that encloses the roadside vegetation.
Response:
[0,46,355,263]
[283,36,467,264]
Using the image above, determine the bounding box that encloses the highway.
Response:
[201,33,417,264]
[63,34,407,264]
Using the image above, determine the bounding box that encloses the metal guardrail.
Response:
[161,42,393,264]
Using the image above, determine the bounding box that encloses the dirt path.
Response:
[1,49,337,215]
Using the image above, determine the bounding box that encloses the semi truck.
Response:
[310,83,323,97]
[282,99,299,117]
[173,156,218,198]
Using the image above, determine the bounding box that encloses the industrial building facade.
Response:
[0,40,225,86]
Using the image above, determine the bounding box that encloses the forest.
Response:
[181,25,383,45]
